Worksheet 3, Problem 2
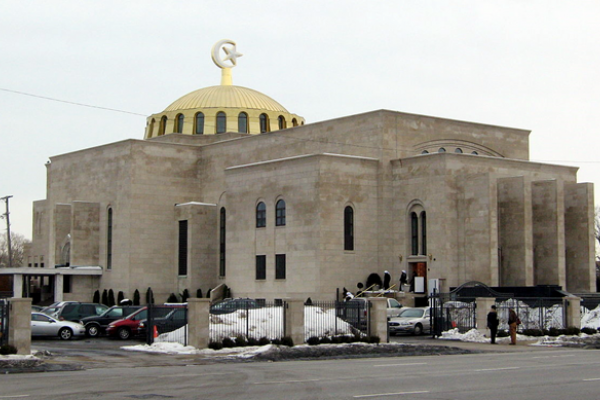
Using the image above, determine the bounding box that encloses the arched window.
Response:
[238,112,248,133]
[292,118,298,127]
[471,151,478,155]
[195,112,204,135]
[411,212,419,255]
[278,115,286,130]
[256,202,266,228]
[455,148,463,153]
[107,207,113,269]
[275,199,286,226]
[438,147,446,153]
[344,206,354,251]
[219,207,226,276]
[259,113,270,133]
[148,119,155,138]
[216,112,227,134]
[421,150,429,154]
[175,114,184,133]
[159,116,167,136]
[421,211,427,255]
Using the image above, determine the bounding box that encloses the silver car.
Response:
[31,312,86,340]
[388,306,431,336]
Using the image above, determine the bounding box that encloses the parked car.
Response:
[344,297,403,323]
[388,306,431,335]
[80,305,142,337]
[106,306,175,340]
[31,312,86,340]
[138,307,188,337]
[49,302,109,322]
[31,305,44,312]
[210,298,261,314]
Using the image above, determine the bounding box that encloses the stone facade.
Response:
[26,110,595,303]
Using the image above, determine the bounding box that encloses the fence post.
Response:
[368,297,388,342]
[563,296,581,329]
[8,298,31,355]
[188,298,211,349]
[284,299,305,345]
[475,298,495,337]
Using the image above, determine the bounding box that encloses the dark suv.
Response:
[80,305,142,337]
[50,302,108,322]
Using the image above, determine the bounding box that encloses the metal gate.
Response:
[0,299,9,346]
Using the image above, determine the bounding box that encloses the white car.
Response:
[388,306,431,335]
[31,312,86,340]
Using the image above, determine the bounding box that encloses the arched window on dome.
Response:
[159,116,167,136]
[238,112,248,133]
[259,113,270,133]
[438,147,446,153]
[175,114,184,133]
[292,118,298,127]
[276,199,286,226]
[256,202,266,228]
[148,118,155,138]
[455,148,463,154]
[195,112,204,135]
[278,115,286,130]
[421,150,429,155]
[216,112,227,134]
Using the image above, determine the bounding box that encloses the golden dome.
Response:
[163,85,290,113]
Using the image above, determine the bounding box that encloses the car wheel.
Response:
[86,324,100,338]
[413,324,423,336]
[118,327,131,340]
[59,327,73,340]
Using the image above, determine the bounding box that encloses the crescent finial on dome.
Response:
[211,39,243,86]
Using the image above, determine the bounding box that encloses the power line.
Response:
[0,87,147,116]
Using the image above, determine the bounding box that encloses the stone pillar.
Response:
[8,298,31,355]
[11,274,23,298]
[284,299,305,346]
[188,298,211,349]
[476,298,496,337]
[368,297,389,342]
[54,275,64,302]
[563,296,581,329]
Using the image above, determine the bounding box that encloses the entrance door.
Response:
[411,262,427,293]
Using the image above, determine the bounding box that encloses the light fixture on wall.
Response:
[398,254,403,262]
[428,253,433,261]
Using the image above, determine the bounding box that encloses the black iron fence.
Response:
[0,299,8,346]
[577,293,600,330]
[145,304,188,345]
[210,301,285,343]
[305,300,369,340]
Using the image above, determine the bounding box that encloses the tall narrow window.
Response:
[411,212,419,255]
[148,119,155,138]
[178,220,188,276]
[216,112,226,133]
[107,208,113,269]
[275,254,286,279]
[292,118,298,127]
[176,114,184,133]
[238,112,248,133]
[195,112,204,135]
[256,202,266,228]
[344,206,354,251]
[259,113,270,133]
[256,255,266,280]
[278,115,286,130]
[276,199,286,226]
[219,207,226,277]
[421,211,427,255]
[159,116,167,135]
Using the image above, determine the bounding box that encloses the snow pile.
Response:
[581,305,600,329]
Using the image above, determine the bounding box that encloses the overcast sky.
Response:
[1,1,599,239]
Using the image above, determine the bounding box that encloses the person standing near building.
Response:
[399,270,407,289]
[487,305,499,344]
[383,270,391,290]
[508,308,520,345]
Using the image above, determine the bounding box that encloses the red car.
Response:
[106,307,148,340]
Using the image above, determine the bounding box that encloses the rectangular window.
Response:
[178,220,188,276]
[255,255,266,280]
[275,254,286,280]
[63,275,72,293]
[107,208,113,269]
[219,208,226,277]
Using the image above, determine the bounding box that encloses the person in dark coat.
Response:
[383,270,391,290]
[487,305,500,344]
[399,270,407,289]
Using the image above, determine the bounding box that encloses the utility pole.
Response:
[1,195,13,268]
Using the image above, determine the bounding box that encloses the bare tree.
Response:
[0,232,30,268]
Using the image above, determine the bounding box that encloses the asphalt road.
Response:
[3,341,600,399]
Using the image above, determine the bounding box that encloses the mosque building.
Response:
[8,40,596,304]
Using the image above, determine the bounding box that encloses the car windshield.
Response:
[399,309,425,318]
